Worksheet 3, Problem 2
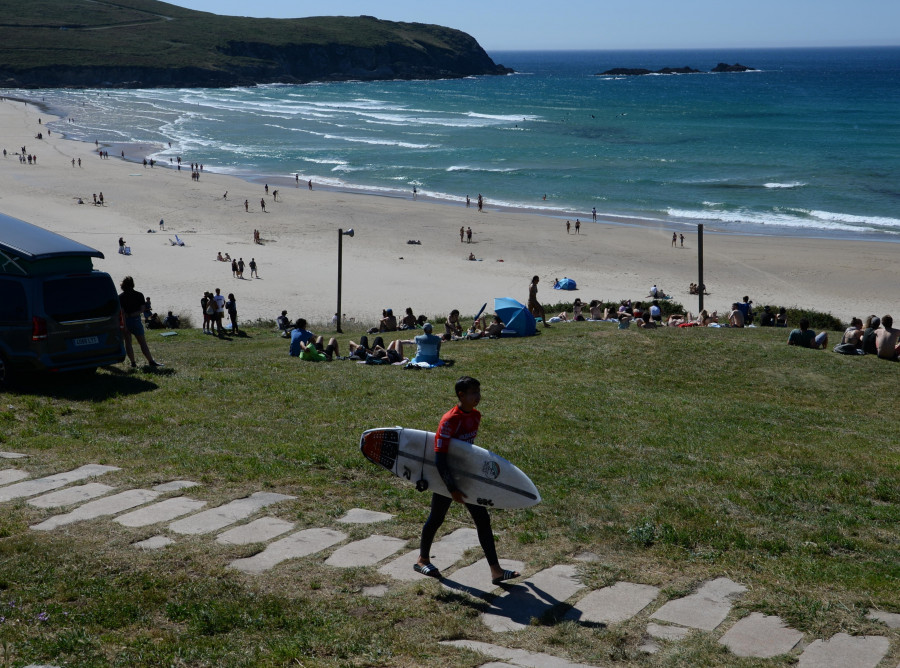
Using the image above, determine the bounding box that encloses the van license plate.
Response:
[74,336,99,346]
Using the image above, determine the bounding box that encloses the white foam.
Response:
[764,181,806,189]
[666,207,889,233]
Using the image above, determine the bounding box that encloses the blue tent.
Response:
[494,297,537,337]
[554,277,577,290]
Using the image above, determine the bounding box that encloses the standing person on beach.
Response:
[575,219,581,234]
[592,207,597,222]
[118,276,162,368]
[680,233,685,247]
[244,199,248,212]
[237,258,245,279]
[225,293,240,335]
[414,376,521,585]
[249,258,258,278]
[528,275,551,328]
[260,198,266,212]
[566,220,571,234]
[672,232,677,247]
[459,226,464,243]
[213,288,226,336]
[466,227,472,243]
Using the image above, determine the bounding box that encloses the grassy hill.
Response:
[0,321,897,666]
[0,0,510,87]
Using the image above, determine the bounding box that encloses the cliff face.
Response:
[0,5,511,88]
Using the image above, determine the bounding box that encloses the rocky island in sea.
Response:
[597,63,756,76]
[0,0,511,88]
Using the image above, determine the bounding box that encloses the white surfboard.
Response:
[360,427,540,509]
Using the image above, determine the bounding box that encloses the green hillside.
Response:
[0,0,510,87]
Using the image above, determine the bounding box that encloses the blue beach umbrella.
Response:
[494,297,537,337]
[554,277,577,290]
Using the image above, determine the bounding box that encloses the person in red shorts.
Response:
[415,376,521,585]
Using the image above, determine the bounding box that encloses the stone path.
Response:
[3,454,898,668]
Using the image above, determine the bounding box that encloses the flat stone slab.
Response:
[216,517,295,545]
[564,581,660,625]
[325,534,407,568]
[115,496,207,528]
[229,528,347,574]
[168,492,295,535]
[867,609,900,629]
[0,452,28,459]
[0,464,119,502]
[378,528,480,582]
[0,469,30,486]
[441,639,597,668]
[646,622,691,641]
[798,633,890,668]
[650,577,747,631]
[336,508,394,524]
[719,612,804,658]
[31,489,160,531]
[442,558,526,599]
[133,535,175,550]
[28,483,115,508]
[152,480,199,493]
[481,564,586,633]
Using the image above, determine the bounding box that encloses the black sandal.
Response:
[413,563,442,579]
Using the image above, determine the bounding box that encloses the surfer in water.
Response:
[415,376,521,585]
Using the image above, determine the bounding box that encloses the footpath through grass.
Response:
[0,323,897,666]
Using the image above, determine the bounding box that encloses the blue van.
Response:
[0,213,126,382]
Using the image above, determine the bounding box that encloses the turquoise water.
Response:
[21,47,900,240]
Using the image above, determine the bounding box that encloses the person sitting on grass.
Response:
[443,309,463,341]
[276,310,291,336]
[400,322,442,365]
[399,307,418,330]
[163,311,180,329]
[466,315,506,339]
[841,317,864,349]
[787,318,828,349]
[288,318,339,360]
[728,303,745,327]
[875,314,900,361]
[379,309,398,332]
[861,315,881,355]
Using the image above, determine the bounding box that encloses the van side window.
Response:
[0,280,28,323]
[42,276,119,322]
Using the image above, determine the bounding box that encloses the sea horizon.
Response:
[8,45,900,243]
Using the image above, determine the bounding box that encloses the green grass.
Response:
[0,322,898,666]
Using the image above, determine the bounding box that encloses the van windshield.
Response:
[43,275,119,322]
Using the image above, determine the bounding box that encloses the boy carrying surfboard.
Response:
[415,376,521,585]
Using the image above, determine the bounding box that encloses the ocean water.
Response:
[19,47,900,240]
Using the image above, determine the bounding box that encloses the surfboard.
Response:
[360,427,540,509]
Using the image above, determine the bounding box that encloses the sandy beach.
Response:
[1,97,896,329]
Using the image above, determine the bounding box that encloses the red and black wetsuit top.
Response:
[434,405,480,494]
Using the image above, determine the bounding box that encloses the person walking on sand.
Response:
[414,376,521,585]
[466,227,473,243]
[672,232,677,247]
[244,199,249,212]
[566,220,571,234]
[249,258,258,278]
[159,219,164,231]
[118,276,162,368]
[260,198,266,212]
[680,233,684,247]
[592,207,597,222]
[308,179,312,190]
[528,275,551,327]
[459,226,465,243]
[237,257,245,279]
[575,219,580,234]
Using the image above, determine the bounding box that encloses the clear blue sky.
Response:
[164,0,900,51]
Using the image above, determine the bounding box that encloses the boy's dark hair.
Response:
[799,318,810,330]
[455,376,480,396]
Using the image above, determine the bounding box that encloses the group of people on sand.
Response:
[201,288,240,336]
